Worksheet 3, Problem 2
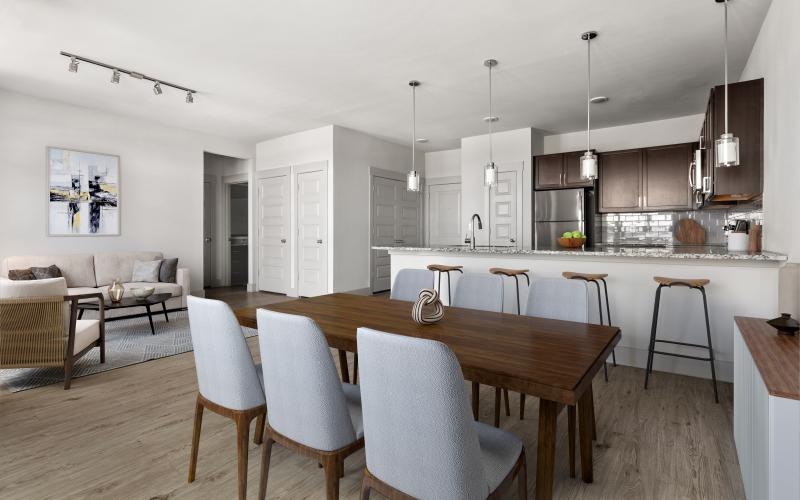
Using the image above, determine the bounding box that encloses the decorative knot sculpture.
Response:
[412,288,444,325]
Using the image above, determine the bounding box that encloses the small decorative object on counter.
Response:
[766,313,799,336]
[108,279,125,303]
[412,288,444,325]
[558,236,587,248]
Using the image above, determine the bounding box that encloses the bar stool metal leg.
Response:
[589,280,608,382]
[600,278,617,366]
[644,285,664,390]
[700,286,719,403]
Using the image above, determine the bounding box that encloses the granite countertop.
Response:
[373,245,788,262]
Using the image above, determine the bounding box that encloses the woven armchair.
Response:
[0,277,105,389]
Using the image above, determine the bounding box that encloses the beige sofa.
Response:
[0,251,189,318]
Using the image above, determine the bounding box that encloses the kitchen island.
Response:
[375,245,787,382]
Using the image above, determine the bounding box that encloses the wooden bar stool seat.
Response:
[562,271,617,381]
[426,264,463,305]
[644,276,719,403]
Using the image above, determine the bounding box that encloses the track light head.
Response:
[185,91,194,104]
[153,82,162,95]
[111,69,120,84]
[68,57,79,73]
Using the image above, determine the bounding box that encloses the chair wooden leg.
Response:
[494,387,501,427]
[338,349,350,383]
[590,388,597,441]
[254,413,265,445]
[353,353,359,384]
[63,357,74,390]
[235,413,252,500]
[519,393,526,420]
[322,455,341,500]
[188,397,204,482]
[360,472,372,500]
[517,449,528,500]
[258,435,274,500]
[503,388,511,416]
[472,382,480,420]
[578,388,595,483]
[567,405,576,478]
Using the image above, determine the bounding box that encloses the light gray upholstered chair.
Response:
[391,268,435,302]
[0,277,104,389]
[357,327,527,500]
[256,308,364,500]
[186,296,266,500]
[451,273,508,426]
[524,277,590,478]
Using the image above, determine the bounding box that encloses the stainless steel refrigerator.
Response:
[534,188,595,249]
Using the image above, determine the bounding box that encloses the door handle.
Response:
[204,237,213,243]
[316,239,323,244]
[510,238,516,243]
[280,238,286,243]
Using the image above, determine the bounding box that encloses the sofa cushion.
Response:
[8,268,36,280]
[31,265,63,280]
[94,251,163,286]
[74,320,100,354]
[159,258,178,283]
[131,260,161,283]
[1,254,96,288]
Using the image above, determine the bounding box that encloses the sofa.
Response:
[0,251,189,318]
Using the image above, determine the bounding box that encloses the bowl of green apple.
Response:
[558,230,587,248]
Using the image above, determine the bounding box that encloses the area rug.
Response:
[0,310,257,393]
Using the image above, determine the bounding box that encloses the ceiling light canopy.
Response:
[406,80,421,192]
[580,31,598,181]
[61,51,197,103]
[715,0,740,168]
[483,59,498,187]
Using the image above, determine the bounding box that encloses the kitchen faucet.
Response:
[469,213,483,250]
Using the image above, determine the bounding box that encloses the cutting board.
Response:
[674,218,706,244]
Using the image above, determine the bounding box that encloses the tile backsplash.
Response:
[598,203,763,246]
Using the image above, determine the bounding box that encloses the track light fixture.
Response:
[60,51,197,103]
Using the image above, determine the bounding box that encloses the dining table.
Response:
[234,293,621,500]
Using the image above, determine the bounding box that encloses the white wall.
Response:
[740,0,800,262]
[461,127,534,248]
[255,125,333,171]
[542,114,705,154]
[332,125,423,292]
[0,89,254,293]
[424,148,461,178]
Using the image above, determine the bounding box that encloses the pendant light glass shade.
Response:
[484,162,497,186]
[580,31,598,180]
[716,0,740,168]
[580,151,598,180]
[407,80,421,192]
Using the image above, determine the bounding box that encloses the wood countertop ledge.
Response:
[735,316,800,400]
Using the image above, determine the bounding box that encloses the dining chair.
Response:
[391,268,435,302]
[524,277,591,478]
[357,327,527,500]
[0,277,105,389]
[451,272,508,426]
[186,296,266,500]
[256,309,364,500]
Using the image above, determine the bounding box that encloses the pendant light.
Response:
[580,31,598,180]
[406,80,421,192]
[483,59,498,187]
[715,0,740,167]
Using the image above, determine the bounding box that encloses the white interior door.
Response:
[297,169,328,297]
[489,168,522,248]
[203,179,215,288]
[257,175,290,293]
[428,183,462,246]
[371,177,399,292]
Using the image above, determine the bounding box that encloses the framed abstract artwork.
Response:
[47,147,120,236]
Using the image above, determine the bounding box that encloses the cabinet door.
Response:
[535,154,564,189]
[711,78,763,198]
[598,149,642,212]
[564,151,594,187]
[643,144,693,211]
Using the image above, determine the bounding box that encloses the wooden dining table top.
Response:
[235,293,621,406]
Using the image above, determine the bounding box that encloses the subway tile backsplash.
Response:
[597,203,763,246]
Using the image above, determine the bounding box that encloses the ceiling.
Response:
[0,0,771,151]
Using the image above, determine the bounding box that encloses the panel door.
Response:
[203,179,216,288]
[428,183,462,246]
[371,177,400,293]
[296,169,328,297]
[643,143,693,211]
[490,170,520,247]
[257,175,290,294]
[598,149,642,212]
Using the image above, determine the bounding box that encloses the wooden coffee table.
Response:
[77,292,173,335]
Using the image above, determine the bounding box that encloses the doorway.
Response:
[228,182,249,286]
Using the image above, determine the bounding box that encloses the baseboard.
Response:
[246,282,257,292]
[345,287,373,296]
[612,345,733,383]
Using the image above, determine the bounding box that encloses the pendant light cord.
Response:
[488,63,493,163]
[724,0,729,135]
[411,84,416,172]
[587,36,591,152]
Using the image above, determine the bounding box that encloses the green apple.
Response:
[562,231,573,238]
[571,231,583,238]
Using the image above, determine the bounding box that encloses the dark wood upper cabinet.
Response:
[534,151,593,189]
[598,149,642,212]
[706,78,764,201]
[643,143,693,211]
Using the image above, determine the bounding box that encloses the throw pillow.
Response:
[30,265,63,280]
[131,260,162,283]
[159,258,178,283]
[8,268,36,280]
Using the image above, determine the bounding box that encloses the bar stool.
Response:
[563,271,617,381]
[644,276,719,403]
[489,268,530,314]
[426,264,463,305]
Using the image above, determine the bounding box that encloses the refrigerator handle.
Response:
[578,190,584,234]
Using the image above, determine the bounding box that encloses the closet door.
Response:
[296,168,328,297]
[371,177,399,292]
[428,183,462,246]
[257,174,290,293]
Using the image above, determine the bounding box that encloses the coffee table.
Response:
[77,292,173,335]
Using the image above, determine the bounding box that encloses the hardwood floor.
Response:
[204,286,294,309]
[0,291,745,499]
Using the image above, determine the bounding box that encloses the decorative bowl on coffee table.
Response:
[131,286,155,299]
